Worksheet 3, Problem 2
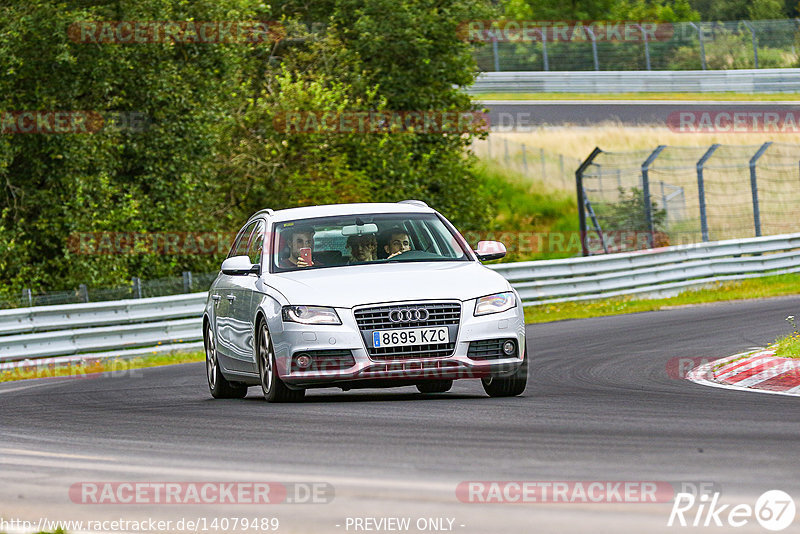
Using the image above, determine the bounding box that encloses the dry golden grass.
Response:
[474,125,800,241]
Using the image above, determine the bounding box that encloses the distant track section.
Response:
[479,99,800,126]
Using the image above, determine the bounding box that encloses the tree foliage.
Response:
[0,0,495,297]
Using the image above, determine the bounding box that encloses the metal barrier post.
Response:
[79,284,89,303]
[636,24,651,71]
[540,148,545,178]
[743,21,759,69]
[696,144,719,242]
[521,144,528,174]
[750,142,772,237]
[540,31,549,71]
[689,22,707,70]
[576,147,603,256]
[132,277,142,299]
[584,25,600,71]
[492,34,500,72]
[504,138,509,164]
[183,271,193,293]
[641,145,666,248]
[22,288,32,308]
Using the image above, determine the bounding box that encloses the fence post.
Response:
[540,148,545,178]
[689,22,707,70]
[576,147,603,256]
[584,25,600,71]
[503,138,509,164]
[132,277,142,299]
[696,144,719,242]
[540,31,549,71]
[78,284,89,303]
[743,21,759,69]
[521,144,528,174]
[660,181,668,223]
[597,164,603,193]
[22,288,32,307]
[492,34,500,72]
[641,145,666,248]
[182,271,193,293]
[636,24,651,71]
[749,142,772,237]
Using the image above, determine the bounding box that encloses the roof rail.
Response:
[397,199,429,208]
[249,208,275,220]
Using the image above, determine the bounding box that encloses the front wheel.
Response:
[205,321,247,399]
[482,350,528,398]
[257,321,305,403]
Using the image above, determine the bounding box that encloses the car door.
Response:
[227,219,266,373]
[215,220,258,373]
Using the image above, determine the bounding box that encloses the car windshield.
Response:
[271,213,470,272]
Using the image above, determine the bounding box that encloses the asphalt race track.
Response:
[2,296,800,533]
[479,100,800,127]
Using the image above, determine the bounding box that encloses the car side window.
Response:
[246,220,266,265]
[231,221,258,258]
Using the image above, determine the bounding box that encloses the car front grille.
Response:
[468,338,516,360]
[354,302,461,360]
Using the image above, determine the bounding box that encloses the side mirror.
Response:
[221,255,260,276]
[475,241,506,261]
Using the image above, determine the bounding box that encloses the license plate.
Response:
[372,327,449,348]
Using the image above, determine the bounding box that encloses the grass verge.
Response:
[0,350,204,383]
[473,92,800,101]
[474,161,579,262]
[524,273,800,324]
[769,328,800,360]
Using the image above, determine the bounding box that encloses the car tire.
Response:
[416,380,453,394]
[481,349,528,398]
[205,321,248,399]
[257,320,305,403]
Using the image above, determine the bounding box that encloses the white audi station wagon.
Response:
[203,201,527,402]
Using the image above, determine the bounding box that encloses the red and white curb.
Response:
[687,349,800,396]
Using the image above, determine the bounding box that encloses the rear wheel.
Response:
[482,350,528,398]
[416,380,453,394]
[205,322,247,399]
[257,321,305,403]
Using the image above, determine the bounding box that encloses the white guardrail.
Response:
[2,232,800,364]
[470,69,800,93]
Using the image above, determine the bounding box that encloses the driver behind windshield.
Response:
[381,227,412,259]
[279,226,317,269]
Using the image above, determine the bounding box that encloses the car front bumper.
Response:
[271,299,526,388]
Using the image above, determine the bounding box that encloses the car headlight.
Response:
[474,292,516,316]
[282,305,341,325]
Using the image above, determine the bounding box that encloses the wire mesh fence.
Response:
[472,136,581,190]
[474,19,800,72]
[578,142,800,254]
[1,271,218,310]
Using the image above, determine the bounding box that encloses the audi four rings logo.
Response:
[389,308,430,323]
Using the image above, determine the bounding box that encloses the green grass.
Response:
[473,92,800,101]
[769,319,800,359]
[524,273,800,324]
[475,161,579,263]
[0,350,204,382]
